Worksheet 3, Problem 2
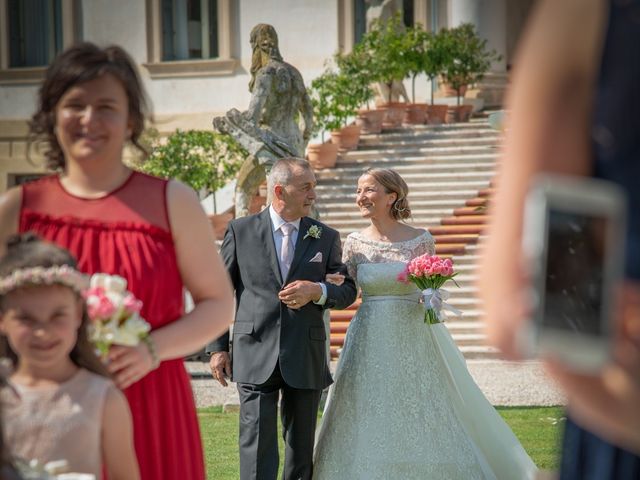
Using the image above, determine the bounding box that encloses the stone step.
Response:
[453,206,488,216]
[466,197,490,207]
[361,122,494,135]
[330,217,441,228]
[319,208,457,221]
[318,171,494,185]
[444,278,480,289]
[359,126,498,138]
[432,234,479,244]
[441,215,489,225]
[448,256,481,267]
[358,134,500,150]
[340,145,498,161]
[428,224,487,235]
[314,161,496,179]
[445,298,484,309]
[445,321,486,334]
[315,180,491,194]
[448,333,488,346]
[435,263,478,273]
[336,152,498,166]
[318,189,484,203]
[479,187,497,197]
[319,199,468,212]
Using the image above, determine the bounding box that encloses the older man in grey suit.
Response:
[207,157,357,480]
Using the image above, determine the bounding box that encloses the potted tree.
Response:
[334,47,383,134]
[360,12,411,129]
[422,28,450,124]
[402,23,429,124]
[307,68,361,168]
[140,129,246,239]
[440,23,501,122]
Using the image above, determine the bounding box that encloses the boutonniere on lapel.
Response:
[303,225,322,240]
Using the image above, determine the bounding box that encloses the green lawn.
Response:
[199,405,564,479]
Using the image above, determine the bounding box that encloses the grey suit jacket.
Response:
[206,208,357,389]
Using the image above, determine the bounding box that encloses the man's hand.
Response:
[209,351,232,387]
[325,273,345,286]
[279,280,322,310]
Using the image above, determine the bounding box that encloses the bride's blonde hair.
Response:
[363,168,411,220]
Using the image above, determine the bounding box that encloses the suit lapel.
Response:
[256,209,283,284]
[285,217,314,283]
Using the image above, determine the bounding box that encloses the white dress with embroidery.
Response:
[313,232,537,480]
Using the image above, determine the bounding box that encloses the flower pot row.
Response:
[360,103,473,130]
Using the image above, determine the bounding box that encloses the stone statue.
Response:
[365,0,410,104]
[213,23,313,217]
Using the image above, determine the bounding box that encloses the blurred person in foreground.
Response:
[480,0,640,477]
[0,42,234,479]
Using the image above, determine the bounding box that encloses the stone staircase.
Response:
[315,120,501,360]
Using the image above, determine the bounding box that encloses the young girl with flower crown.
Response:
[0,234,140,480]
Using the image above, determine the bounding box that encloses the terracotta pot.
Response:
[403,103,428,125]
[378,102,407,130]
[440,82,468,98]
[306,142,339,169]
[208,212,234,240]
[330,124,361,151]
[426,104,448,125]
[355,109,384,134]
[446,105,474,123]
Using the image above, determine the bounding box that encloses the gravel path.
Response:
[187,359,565,409]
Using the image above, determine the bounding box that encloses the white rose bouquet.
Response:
[83,274,151,357]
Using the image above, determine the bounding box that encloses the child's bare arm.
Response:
[102,385,140,480]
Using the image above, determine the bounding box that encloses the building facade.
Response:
[0,0,534,192]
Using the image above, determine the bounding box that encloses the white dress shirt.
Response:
[269,205,327,305]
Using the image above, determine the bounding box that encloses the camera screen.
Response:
[542,209,607,336]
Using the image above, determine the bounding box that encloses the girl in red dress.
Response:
[0,43,235,480]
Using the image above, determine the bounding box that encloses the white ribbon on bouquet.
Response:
[421,288,462,322]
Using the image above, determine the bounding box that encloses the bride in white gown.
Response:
[313,168,537,480]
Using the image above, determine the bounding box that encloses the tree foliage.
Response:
[140,129,247,197]
[439,23,502,105]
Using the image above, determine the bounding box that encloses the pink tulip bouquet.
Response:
[83,273,151,357]
[397,253,461,325]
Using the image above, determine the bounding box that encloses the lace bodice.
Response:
[342,231,435,282]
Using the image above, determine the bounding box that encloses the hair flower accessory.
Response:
[303,225,322,240]
[0,265,88,296]
[84,273,150,357]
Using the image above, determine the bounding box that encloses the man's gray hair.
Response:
[267,157,312,192]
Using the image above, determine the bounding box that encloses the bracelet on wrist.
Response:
[142,335,160,370]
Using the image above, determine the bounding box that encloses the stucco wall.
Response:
[0,0,340,123]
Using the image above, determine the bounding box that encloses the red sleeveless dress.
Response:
[20,172,205,480]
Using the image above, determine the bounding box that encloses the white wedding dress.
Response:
[313,232,537,480]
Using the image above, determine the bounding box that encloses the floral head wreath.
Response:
[0,265,88,296]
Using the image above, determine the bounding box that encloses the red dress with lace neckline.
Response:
[20,172,205,480]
